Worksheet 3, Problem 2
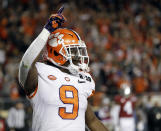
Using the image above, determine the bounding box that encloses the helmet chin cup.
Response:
[68,63,79,75]
[68,63,89,75]
[78,63,90,72]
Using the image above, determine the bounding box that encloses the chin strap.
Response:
[79,63,90,72]
[67,63,79,75]
[68,62,89,75]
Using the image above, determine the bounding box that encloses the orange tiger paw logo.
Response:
[48,75,57,80]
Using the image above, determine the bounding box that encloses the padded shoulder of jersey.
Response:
[35,62,61,75]
[78,72,95,97]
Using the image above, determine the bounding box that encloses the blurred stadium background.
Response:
[0,0,161,131]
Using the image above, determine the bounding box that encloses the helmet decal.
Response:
[48,38,58,47]
[49,33,64,47]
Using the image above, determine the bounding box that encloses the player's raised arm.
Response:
[85,104,109,131]
[18,6,66,95]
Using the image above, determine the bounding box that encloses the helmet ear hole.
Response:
[50,49,52,53]
[54,51,59,56]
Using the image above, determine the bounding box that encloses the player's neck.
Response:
[46,61,71,74]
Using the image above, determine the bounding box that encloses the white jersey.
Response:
[119,117,135,131]
[29,62,95,131]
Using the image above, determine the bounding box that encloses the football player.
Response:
[18,6,108,131]
[115,83,137,131]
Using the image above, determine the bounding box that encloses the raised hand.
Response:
[45,5,67,33]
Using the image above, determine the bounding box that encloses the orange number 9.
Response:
[59,85,79,119]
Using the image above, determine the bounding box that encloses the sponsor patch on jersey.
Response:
[48,75,57,80]
[65,77,70,81]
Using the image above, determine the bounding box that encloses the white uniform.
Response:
[29,62,95,131]
[119,117,135,131]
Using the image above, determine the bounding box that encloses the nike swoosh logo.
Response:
[78,80,86,83]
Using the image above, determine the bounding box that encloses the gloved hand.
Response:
[45,6,66,33]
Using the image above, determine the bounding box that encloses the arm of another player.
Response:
[18,7,66,96]
[85,104,109,131]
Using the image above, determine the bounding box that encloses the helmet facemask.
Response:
[59,41,89,75]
